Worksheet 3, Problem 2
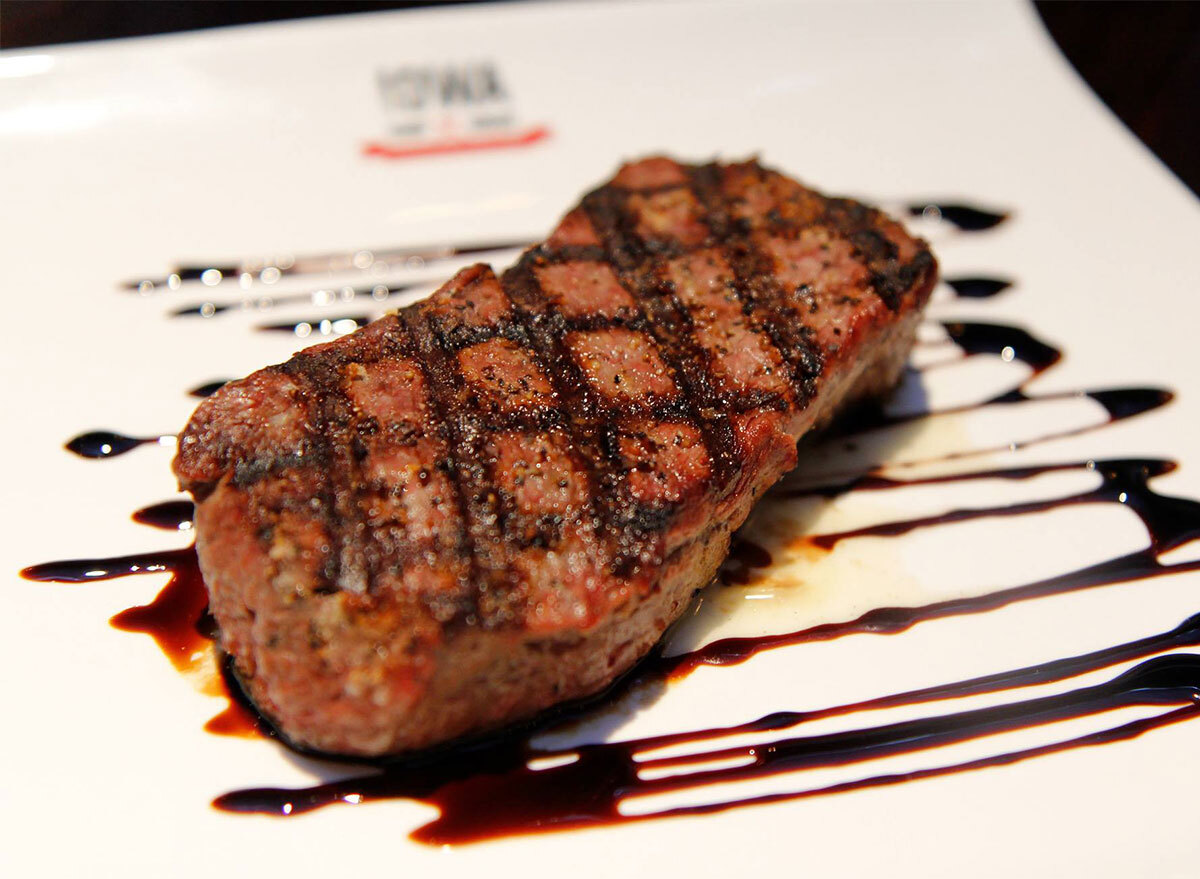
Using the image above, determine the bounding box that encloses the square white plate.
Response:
[3,1,1199,876]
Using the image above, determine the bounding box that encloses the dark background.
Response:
[2,1,1197,194]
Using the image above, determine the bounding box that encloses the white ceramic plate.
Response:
[3,1,1199,876]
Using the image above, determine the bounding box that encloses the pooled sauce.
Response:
[27,201,1200,845]
[719,537,774,585]
[204,658,274,739]
[19,539,256,733]
[204,701,266,738]
[667,460,1200,677]
[21,547,208,671]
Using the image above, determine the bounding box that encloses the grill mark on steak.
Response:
[174,156,938,756]
[274,357,349,593]
[306,354,373,595]
[689,163,824,410]
[398,308,495,623]
[820,195,937,311]
[348,317,463,608]
[578,182,738,503]
[496,260,615,565]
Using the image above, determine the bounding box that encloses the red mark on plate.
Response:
[363,125,551,160]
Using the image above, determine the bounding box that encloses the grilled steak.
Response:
[174,157,937,757]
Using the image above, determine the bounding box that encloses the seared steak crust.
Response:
[175,157,937,756]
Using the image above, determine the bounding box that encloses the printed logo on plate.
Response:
[364,61,550,159]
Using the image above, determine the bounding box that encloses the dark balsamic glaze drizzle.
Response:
[131,500,194,532]
[257,315,372,335]
[792,458,1169,500]
[124,240,531,292]
[172,265,239,282]
[65,430,164,459]
[940,321,1061,374]
[38,202,1200,844]
[807,459,1185,549]
[125,200,1006,295]
[908,202,1010,231]
[171,283,414,319]
[32,313,1197,841]
[214,647,1200,843]
[944,276,1012,299]
[844,318,1172,467]
[21,547,208,671]
[188,380,229,398]
[903,319,1059,386]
